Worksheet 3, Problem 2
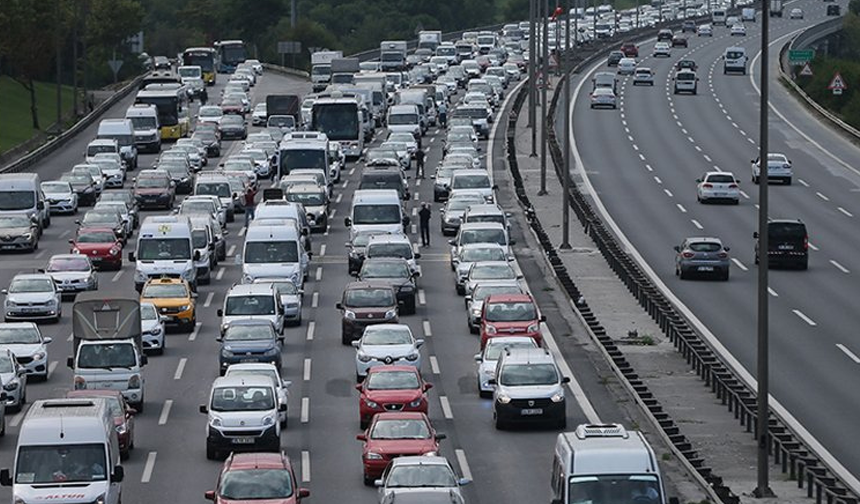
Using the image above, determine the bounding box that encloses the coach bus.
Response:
[215,40,247,73]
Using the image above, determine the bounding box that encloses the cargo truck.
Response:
[380,40,408,71]
[266,94,301,120]
[311,50,343,91]
[770,0,783,16]
[418,30,443,51]
[331,58,361,85]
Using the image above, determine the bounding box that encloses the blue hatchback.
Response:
[217,319,282,375]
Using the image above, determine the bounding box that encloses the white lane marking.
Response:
[329,208,337,219]
[838,207,853,217]
[422,320,432,337]
[418,289,426,306]
[747,138,756,144]
[429,356,440,374]
[632,144,639,151]
[348,167,355,176]
[319,244,326,257]
[412,207,418,217]
[686,136,695,143]
[638,153,646,161]
[413,193,419,201]
[227,245,236,256]
[645,164,653,172]
[676,204,687,213]
[315,267,322,281]
[301,397,310,423]
[174,358,187,380]
[798,178,810,187]
[691,219,703,230]
[216,268,225,281]
[455,449,473,481]
[830,260,850,274]
[141,452,157,483]
[627,135,634,142]
[204,292,214,308]
[809,243,820,251]
[60,229,70,238]
[663,189,673,198]
[112,270,124,282]
[740,190,750,199]
[694,145,702,152]
[306,321,315,341]
[816,192,830,201]
[704,154,712,162]
[67,333,73,342]
[654,176,662,184]
[48,360,58,379]
[681,128,688,135]
[439,396,454,419]
[301,451,311,482]
[793,309,817,326]
[238,226,247,237]
[34,250,45,259]
[342,180,349,189]
[311,291,319,308]
[303,358,311,381]
[836,344,860,364]
[188,322,201,341]
[336,193,343,204]
[768,287,779,297]
[731,258,748,271]
[158,400,173,425]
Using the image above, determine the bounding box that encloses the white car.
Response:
[2,274,62,324]
[251,103,268,126]
[0,349,25,411]
[789,8,804,19]
[40,181,78,214]
[140,302,166,355]
[617,57,637,75]
[752,153,793,185]
[352,324,424,381]
[223,362,292,428]
[632,67,654,86]
[653,41,671,57]
[0,322,52,381]
[198,105,224,126]
[475,336,538,398]
[696,171,740,204]
[697,24,713,36]
[464,261,519,297]
[44,254,98,298]
[730,23,746,36]
[590,87,617,109]
[453,244,510,295]
[376,456,471,501]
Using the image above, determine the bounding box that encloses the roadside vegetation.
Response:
[0,77,75,154]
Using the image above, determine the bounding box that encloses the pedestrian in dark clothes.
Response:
[415,148,426,178]
[244,187,256,226]
[419,202,432,247]
[199,87,208,105]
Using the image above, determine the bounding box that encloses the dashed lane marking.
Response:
[311,292,319,308]
[188,322,201,341]
[418,289,426,306]
[204,292,214,308]
[838,207,853,217]
[455,449,473,481]
[216,268,225,281]
[816,192,830,202]
[301,397,310,423]
[319,244,326,257]
[691,219,703,230]
[663,189,673,198]
[315,267,322,281]
[141,452,157,483]
[422,320,432,337]
[303,358,311,381]
[306,321,316,341]
[174,358,187,380]
[830,260,850,274]
[731,258,748,271]
[792,309,817,327]
[430,356,440,374]
[227,245,236,256]
[112,270,124,282]
[836,344,860,364]
[439,396,454,419]
[158,400,173,425]
[301,451,311,482]
[676,203,687,213]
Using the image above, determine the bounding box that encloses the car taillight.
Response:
[702,183,713,188]
[682,252,695,258]
[718,252,728,259]
[728,184,738,188]
[804,236,808,250]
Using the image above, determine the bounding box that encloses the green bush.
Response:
[798,57,860,130]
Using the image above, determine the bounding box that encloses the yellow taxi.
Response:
[140,277,197,331]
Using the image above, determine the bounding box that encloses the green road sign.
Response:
[789,49,814,65]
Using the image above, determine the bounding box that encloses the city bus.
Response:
[182,47,218,85]
[215,40,247,73]
[139,70,182,90]
[311,93,365,159]
[134,87,190,141]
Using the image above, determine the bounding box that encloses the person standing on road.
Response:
[244,187,256,226]
[419,203,432,247]
[438,101,447,128]
[199,87,208,106]
[415,148,426,179]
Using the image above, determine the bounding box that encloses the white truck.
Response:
[311,50,343,92]
[418,30,443,51]
[380,40,407,71]
[770,0,783,16]
[330,57,361,85]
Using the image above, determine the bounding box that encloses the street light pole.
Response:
[753,0,775,498]
[529,0,538,156]
[539,0,549,196]
[561,0,572,249]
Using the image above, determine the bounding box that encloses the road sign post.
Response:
[107,59,123,84]
[788,49,814,65]
[828,72,847,95]
[798,62,813,77]
[277,41,302,68]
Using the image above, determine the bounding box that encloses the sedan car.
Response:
[140,277,197,331]
[606,50,625,66]
[60,173,98,206]
[789,8,804,19]
[696,171,740,204]
[656,29,674,41]
[67,389,135,458]
[464,261,519,297]
[674,237,731,280]
[41,181,78,214]
[697,24,713,36]
[616,57,637,75]
[590,87,617,109]
[671,35,688,48]
[44,254,98,299]
[475,336,538,398]
[453,243,510,295]
[337,283,399,345]
[2,274,62,323]
[217,319,283,374]
[204,452,309,504]
[751,152,792,184]
[730,23,746,36]
[375,456,470,501]
[352,324,423,381]
[0,215,40,252]
[357,258,419,315]
[140,302,166,355]
[356,412,442,484]
[198,105,225,126]
[652,42,671,57]
[220,115,247,140]
[632,67,654,86]
[69,226,123,270]
[440,192,486,236]
[0,349,26,411]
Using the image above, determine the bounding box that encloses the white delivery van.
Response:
[712,9,727,24]
[0,398,124,504]
[129,216,199,291]
[345,189,408,240]
[387,104,422,139]
[723,46,748,74]
[239,220,309,288]
[125,103,161,153]
[0,173,49,230]
[96,119,138,170]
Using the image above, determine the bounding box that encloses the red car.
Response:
[480,294,545,349]
[66,389,135,459]
[69,226,123,270]
[620,42,639,57]
[356,365,432,429]
[356,412,444,485]
[205,452,310,504]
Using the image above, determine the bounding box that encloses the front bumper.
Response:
[48,199,77,213]
[5,305,59,321]
[495,398,565,425]
[15,355,48,377]
[142,330,165,351]
[207,424,279,452]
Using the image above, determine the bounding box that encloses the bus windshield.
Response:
[281,149,326,172]
[183,51,215,72]
[135,96,180,126]
[313,103,359,141]
[137,237,191,260]
[220,43,247,66]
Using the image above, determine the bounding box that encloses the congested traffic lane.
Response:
[569,0,860,481]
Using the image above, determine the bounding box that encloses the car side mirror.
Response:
[298,488,310,499]
[724,246,731,252]
[199,404,208,414]
[356,433,367,441]
[67,356,75,368]
[448,239,456,245]
[487,378,496,385]
[540,314,547,322]
[216,309,224,317]
[351,340,360,348]
[415,339,425,348]
[424,382,433,391]
[753,231,759,239]
[204,491,216,501]
[0,468,11,487]
[562,376,571,384]
[37,201,44,210]
[128,252,135,262]
[140,355,148,366]
[344,217,352,227]
[414,252,421,259]
[673,245,681,252]
[436,432,447,440]
[374,479,384,487]
[459,477,472,486]
[43,336,52,344]
[278,403,287,412]
[336,302,344,310]
[112,465,124,483]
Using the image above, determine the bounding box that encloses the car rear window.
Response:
[688,242,722,252]
[707,174,735,183]
[769,223,805,240]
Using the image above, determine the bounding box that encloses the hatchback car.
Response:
[480,293,544,349]
[606,50,625,66]
[616,58,637,75]
[356,412,442,484]
[140,277,197,331]
[490,347,569,429]
[220,115,248,140]
[140,302,166,354]
[674,237,731,280]
[697,24,713,36]
[217,319,283,375]
[133,170,175,209]
[337,283,399,345]
[2,274,62,323]
[475,336,538,398]
[352,324,423,381]
[0,323,52,380]
[789,8,804,18]
[441,192,487,236]
[697,171,740,204]
[69,226,123,270]
[218,283,285,337]
[0,215,40,252]
[67,389,135,458]
[590,87,617,109]
[730,23,746,36]
[376,456,470,502]
[671,35,688,47]
[357,258,419,315]
[44,254,98,298]
[754,219,808,270]
[464,261,519,297]
[41,181,78,214]
[632,67,654,86]
[204,452,309,504]
[453,244,510,295]
[346,231,389,276]
[60,173,98,206]
[619,42,639,57]
[656,29,674,41]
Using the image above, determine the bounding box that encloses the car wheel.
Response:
[206,444,218,460]
[363,473,375,486]
[722,270,730,281]
[799,259,809,271]
[785,177,792,185]
[556,416,567,430]
[679,268,688,280]
[133,400,144,414]
[752,175,760,184]
[342,332,352,345]
[404,296,417,315]
[494,415,506,430]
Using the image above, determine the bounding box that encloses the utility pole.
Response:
[539,0,549,196]
[592,0,598,41]
[555,3,561,77]
[753,0,775,498]
[529,0,538,156]
[82,0,90,113]
[561,0,572,249]
[55,0,62,132]
[72,0,79,117]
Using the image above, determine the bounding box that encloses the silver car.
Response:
[2,274,62,323]
[474,336,538,398]
[377,456,471,502]
[466,282,526,333]
[140,302,166,355]
[453,244,509,295]
[352,324,423,381]
[44,254,98,299]
[253,278,304,326]
[0,322,52,380]
[0,349,26,411]
[464,261,519,297]
[41,181,78,214]
[674,237,731,281]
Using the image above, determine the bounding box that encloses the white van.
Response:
[723,46,748,74]
[97,118,139,170]
[125,103,161,153]
[129,216,199,291]
[239,220,309,288]
[0,173,49,230]
[345,189,408,240]
[387,104,422,139]
[712,9,727,24]
[0,398,124,504]
[552,424,673,504]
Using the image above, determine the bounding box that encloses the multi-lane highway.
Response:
[568,0,860,483]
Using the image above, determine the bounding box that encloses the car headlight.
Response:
[364,399,379,409]
[128,374,141,389]
[551,391,565,403]
[485,325,497,335]
[146,326,163,336]
[242,274,254,284]
[177,305,191,312]
[345,310,356,320]
[95,493,106,504]
[365,452,384,460]
[74,375,87,389]
[23,233,33,240]
[405,352,419,361]
[134,270,148,283]
[33,351,46,361]
[357,352,372,363]
[4,300,15,308]
[265,346,279,356]
[527,323,540,333]
[497,393,511,404]
[408,397,423,408]
[72,248,81,254]
[109,247,120,256]
[384,309,397,319]
[116,423,127,434]
[262,415,274,425]
[211,417,222,427]
[221,347,233,357]
[4,380,19,391]
[400,284,414,292]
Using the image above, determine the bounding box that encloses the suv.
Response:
[755,219,808,270]
[490,347,569,429]
[656,29,674,41]
[336,282,399,344]
[365,233,421,275]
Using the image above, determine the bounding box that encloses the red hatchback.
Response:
[66,390,135,459]
[620,42,639,57]
[480,294,545,349]
[205,452,310,504]
[69,226,123,270]
[356,412,444,485]
[356,366,432,429]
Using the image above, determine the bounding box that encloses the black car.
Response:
[755,219,808,270]
[220,115,247,140]
[671,35,688,48]
[681,20,696,32]
[607,51,625,66]
[60,174,98,206]
[356,258,418,315]
[657,29,674,41]
[826,4,840,15]
[676,59,698,71]
[216,319,283,374]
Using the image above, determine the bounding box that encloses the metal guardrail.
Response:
[791,16,844,50]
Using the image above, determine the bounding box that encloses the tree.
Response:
[86,0,144,51]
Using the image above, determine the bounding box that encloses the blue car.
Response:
[217,319,282,375]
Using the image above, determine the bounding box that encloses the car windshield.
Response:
[42,182,71,193]
[200,107,222,117]
[345,288,395,307]
[286,191,325,206]
[361,261,410,279]
[211,386,275,411]
[447,198,483,212]
[225,296,276,315]
[569,474,662,504]
[707,174,735,183]
[0,191,35,211]
[769,223,805,240]
[473,285,521,301]
[181,202,215,215]
[222,116,244,126]
[687,242,721,252]
[387,465,457,488]
[77,343,136,368]
[82,212,118,226]
[0,216,31,228]
[367,243,412,259]
[16,444,107,484]
[353,205,401,225]
[136,176,169,188]
[9,279,53,293]
[0,326,40,344]
[485,340,537,360]
[47,257,90,272]
[192,230,208,249]
[224,324,275,341]
[487,301,537,321]
[140,304,158,321]
[219,469,293,500]
[472,264,515,280]
[137,238,191,260]
[142,283,188,298]
[461,247,506,262]
[363,327,412,345]
[244,241,299,263]
[370,419,429,439]
[76,231,116,243]
[499,363,558,386]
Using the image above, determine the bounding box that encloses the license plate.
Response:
[240,358,257,363]
[778,245,793,250]
[1,246,16,250]
[698,266,714,271]
[232,437,255,444]
[521,408,543,415]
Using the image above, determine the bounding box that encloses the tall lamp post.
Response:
[560,0,572,250]
[529,0,538,156]
[539,0,549,196]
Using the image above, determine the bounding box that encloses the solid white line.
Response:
[691,219,703,230]
[315,267,322,281]
[216,268,225,280]
[429,356,440,374]
[792,309,817,326]
[227,245,236,256]
[439,396,454,419]
[301,451,311,482]
[319,244,326,257]
[303,358,311,381]
[174,358,187,380]
[306,321,315,341]
[830,260,850,274]
[836,344,860,364]
[48,360,58,379]
[422,320,432,337]
[768,287,779,297]
[455,449,473,481]
[301,397,310,423]
[816,192,830,201]
[311,292,319,308]
[418,289,426,306]
[663,189,673,198]
[838,207,854,217]
[731,258,748,271]
[204,292,214,308]
[188,322,201,341]
[141,452,157,483]
[112,270,124,282]
[158,400,173,425]
[676,204,687,213]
